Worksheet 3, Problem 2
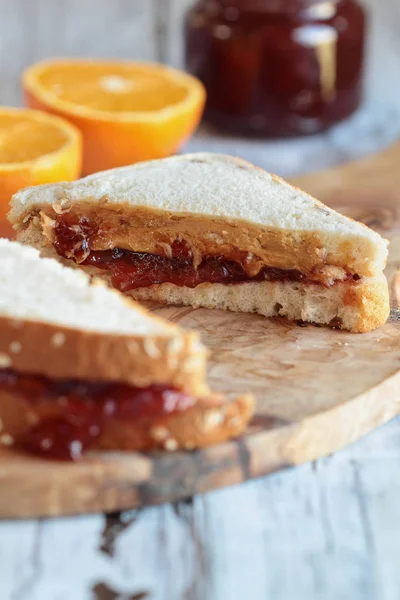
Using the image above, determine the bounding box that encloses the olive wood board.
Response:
[1,143,400,518]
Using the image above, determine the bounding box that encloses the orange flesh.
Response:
[36,65,190,113]
[0,116,70,163]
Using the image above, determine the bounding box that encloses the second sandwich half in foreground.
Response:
[9,153,390,333]
[0,239,253,460]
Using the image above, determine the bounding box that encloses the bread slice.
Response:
[9,152,390,332]
[0,239,208,393]
[0,239,254,453]
[131,276,390,336]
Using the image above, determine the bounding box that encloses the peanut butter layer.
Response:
[32,202,363,279]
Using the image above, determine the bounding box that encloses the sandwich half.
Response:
[9,153,390,333]
[0,239,253,460]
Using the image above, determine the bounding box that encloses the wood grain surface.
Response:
[1,144,400,518]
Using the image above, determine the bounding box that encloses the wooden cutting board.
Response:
[1,143,400,518]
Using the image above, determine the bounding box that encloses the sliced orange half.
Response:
[23,59,206,175]
[0,107,82,238]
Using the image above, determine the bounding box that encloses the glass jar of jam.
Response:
[185,0,366,136]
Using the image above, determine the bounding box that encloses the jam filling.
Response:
[84,246,309,291]
[51,216,354,291]
[0,369,195,461]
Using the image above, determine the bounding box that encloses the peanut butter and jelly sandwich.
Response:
[0,239,253,459]
[9,153,390,333]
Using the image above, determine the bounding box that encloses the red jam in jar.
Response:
[185,0,366,136]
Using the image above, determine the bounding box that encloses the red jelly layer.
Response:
[0,369,195,461]
[84,247,308,291]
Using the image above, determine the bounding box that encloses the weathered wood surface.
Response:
[3,430,400,600]
[1,0,400,598]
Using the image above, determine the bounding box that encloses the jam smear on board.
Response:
[0,369,195,461]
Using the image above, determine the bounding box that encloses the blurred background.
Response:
[1,0,399,178]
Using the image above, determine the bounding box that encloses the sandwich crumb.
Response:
[164,438,178,452]
[51,332,66,347]
[9,341,22,354]
[0,433,14,446]
[0,353,12,368]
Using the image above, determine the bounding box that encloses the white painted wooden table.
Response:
[2,1,400,598]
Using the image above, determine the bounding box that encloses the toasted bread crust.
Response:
[342,275,391,333]
[0,317,209,396]
[0,389,255,452]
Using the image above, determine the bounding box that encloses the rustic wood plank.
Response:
[2,423,400,600]
[354,453,400,600]
[195,461,378,600]
[0,520,41,599]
